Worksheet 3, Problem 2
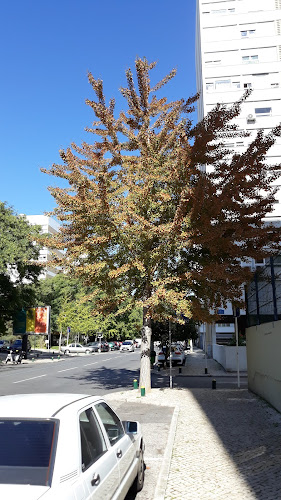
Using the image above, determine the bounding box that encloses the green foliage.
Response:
[34,273,142,339]
[0,202,41,332]
[228,334,246,346]
[152,318,198,345]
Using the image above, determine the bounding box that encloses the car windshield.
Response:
[0,419,57,486]
[123,341,132,345]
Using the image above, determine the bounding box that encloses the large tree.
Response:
[42,58,281,391]
[0,202,41,332]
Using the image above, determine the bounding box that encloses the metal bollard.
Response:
[133,379,138,389]
[205,367,208,374]
[212,379,216,389]
[140,386,145,397]
[179,367,182,374]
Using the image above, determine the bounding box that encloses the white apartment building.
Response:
[195,0,281,347]
[25,215,62,279]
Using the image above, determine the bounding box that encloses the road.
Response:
[0,350,143,395]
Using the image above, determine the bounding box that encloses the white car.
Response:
[120,341,135,352]
[157,346,185,366]
[0,393,145,500]
[61,343,95,354]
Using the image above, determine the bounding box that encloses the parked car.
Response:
[170,347,186,366]
[120,340,135,352]
[86,341,110,352]
[134,338,142,348]
[0,340,11,352]
[61,343,95,354]
[157,346,185,366]
[9,338,31,352]
[108,342,116,351]
[0,393,145,499]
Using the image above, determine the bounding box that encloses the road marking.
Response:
[13,374,47,384]
[84,356,119,366]
[57,367,78,373]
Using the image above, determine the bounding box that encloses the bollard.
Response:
[212,379,216,389]
[140,386,145,397]
[179,367,182,374]
[133,379,138,389]
[157,364,161,371]
[58,355,60,360]
[51,357,54,361]
[205,367,208,374]
[32,358,35,362]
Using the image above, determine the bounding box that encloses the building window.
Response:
[244,82,252,89]
[211,8,235,14]
[255,107,272,116]
[232,81,241,88]
[206,82,214,91]
[211,9,226,14]
[241,29,256,37]
[215,79,231,90]
[242,55,258,63]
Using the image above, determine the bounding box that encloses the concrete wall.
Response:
[247,321,281,414]
[213,344,247,372]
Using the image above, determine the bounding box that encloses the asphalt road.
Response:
[0,350,143,395]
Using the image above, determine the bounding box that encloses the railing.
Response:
[246,256,281,326]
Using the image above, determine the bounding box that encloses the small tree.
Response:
[0,202,41,332]
[42,58,281,391]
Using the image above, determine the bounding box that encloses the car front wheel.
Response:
[64,349,70,354]
[132,449,145,493]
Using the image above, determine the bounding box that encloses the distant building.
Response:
[25,215,62,279]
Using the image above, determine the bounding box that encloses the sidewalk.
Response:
[106,348,281,500]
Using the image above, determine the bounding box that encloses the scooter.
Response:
[5,349,23,364]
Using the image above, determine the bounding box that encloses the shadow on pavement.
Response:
[187,388,281,499]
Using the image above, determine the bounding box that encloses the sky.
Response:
[0,0,197,217]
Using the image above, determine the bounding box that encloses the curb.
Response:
[153,404,179,500]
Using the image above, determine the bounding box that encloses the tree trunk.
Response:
[139,307,152,393]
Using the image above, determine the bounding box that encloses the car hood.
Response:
[0,484,50,499]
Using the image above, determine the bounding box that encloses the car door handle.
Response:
[91,473,100,486]
[116,449,122,458]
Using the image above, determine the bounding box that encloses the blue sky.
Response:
[0,0,197,216]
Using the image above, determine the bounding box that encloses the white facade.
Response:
[25,215,62,279]
[196,0,281,219]
[195,0,281,344]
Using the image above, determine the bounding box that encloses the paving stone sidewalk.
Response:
[106,349,281,500]
[177,346,248,377]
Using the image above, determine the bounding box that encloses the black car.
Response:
[10,339,31,352]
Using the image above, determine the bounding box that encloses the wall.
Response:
[213,344,247,372]
[247,321,281,414]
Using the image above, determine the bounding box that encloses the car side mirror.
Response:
[123,420,139,434]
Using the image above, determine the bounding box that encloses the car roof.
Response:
[0,393,103,419]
